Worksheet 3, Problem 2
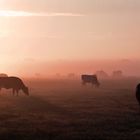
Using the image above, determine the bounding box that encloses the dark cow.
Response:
[81,75,100,87]
[0,77,29,96]
[136,83,140,105]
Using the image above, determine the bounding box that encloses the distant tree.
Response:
[56,73,61,77]
[96,70,109,79]
[112,70,123,78]
[68,73,75,79]
[35,73,41,77]
[0,73,8,77]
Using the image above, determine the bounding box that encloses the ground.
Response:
[0,78,140,140]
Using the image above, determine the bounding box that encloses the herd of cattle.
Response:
[0,75,140,107]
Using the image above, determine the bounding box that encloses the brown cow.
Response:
[0,77,29,96]
[136,83,140,105]
[81,75,100,87]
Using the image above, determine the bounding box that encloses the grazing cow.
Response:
[0,77,29,96]
[136,83,140,105]
[81,75,100,87]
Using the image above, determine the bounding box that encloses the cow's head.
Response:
[136,83,140,93]
[23,86,29,96]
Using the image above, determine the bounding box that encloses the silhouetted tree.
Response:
[56,73,61,78]
[68,73,75,79]
[96,70,109,79]
[112,70,123,78]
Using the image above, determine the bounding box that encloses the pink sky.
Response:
[0,0,140,77]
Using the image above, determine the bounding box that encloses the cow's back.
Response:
[82,75,97,82]
[81,75,100,87]
[0,77,24,89]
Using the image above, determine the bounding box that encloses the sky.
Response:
[0,0,140,77]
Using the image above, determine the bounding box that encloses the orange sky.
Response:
[0,0,140,77]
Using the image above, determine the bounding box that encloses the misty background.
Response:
[0,0,140,77]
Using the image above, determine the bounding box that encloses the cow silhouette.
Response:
[0,77,29,96]
[136,83,140,105]
[81,75,100,87]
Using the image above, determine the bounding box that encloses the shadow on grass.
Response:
[14,95,78,119]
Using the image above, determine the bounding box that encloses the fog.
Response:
[1,59,139,78]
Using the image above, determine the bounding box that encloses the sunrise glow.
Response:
[0,0,140,77]
[0,10,33,16]
[0,10,84,17]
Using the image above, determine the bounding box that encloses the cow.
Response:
[136,83,140,106]
[0,76,29,96]
[81,75,100,87]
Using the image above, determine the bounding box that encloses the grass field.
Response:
[0,78,140,140]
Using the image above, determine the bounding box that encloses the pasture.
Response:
[0,78,140,140]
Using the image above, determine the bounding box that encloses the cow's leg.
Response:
[12,89,15,96]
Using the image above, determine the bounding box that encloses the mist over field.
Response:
[1,59,140,78]
[0,77,140,140]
